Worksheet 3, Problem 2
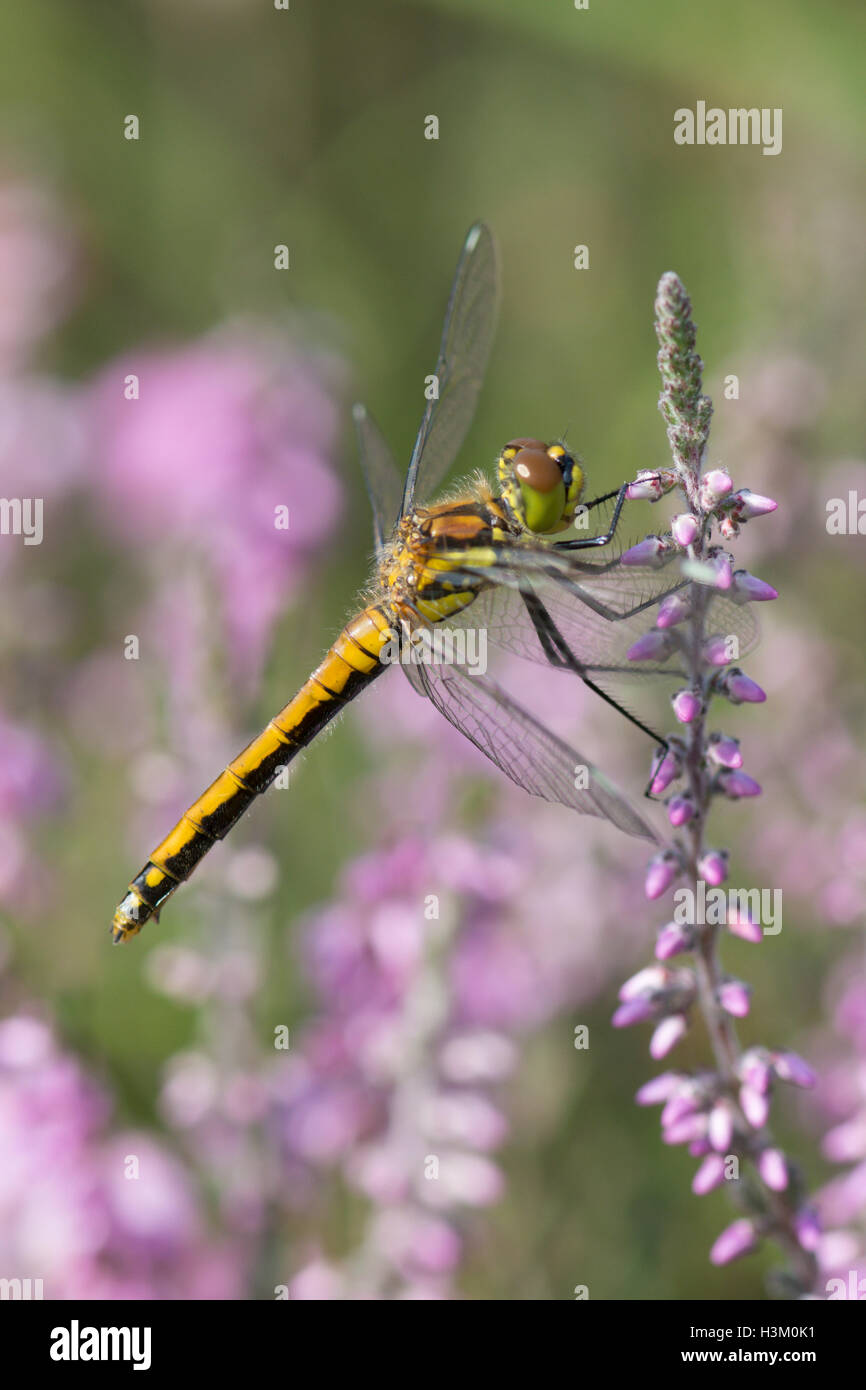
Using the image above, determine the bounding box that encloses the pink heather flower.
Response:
[706,734,742,770]
[693,1153,727,1195]
[627,629,677,663]
[701,635,738,667]
[772,1051,817,1089]
[719,980,751,1018]
[92,330,344,686]
[667,794,696,827]
[655,922,693,960]
[0,1015,237,1299]
[664,1112,709,1145]
[740,1084,770,1129]
[708,1100,736,1152]
[438,1032,517,1085]
[758,1148,789,1192]
[716,770,762,799]
[645,852,680,900]
[619,965,669,1001]
[710,1218,757,1266]
[374,1210,462,1276]
[698,849,728,886]
[650,1014,688,1060]
[661,1090,701,1126]
[794,1209,822,1253]
[730,570,779,603]
[822,1116,866,1163]
[626,468,678,501]
[420,1092,508,1151]
[289,1258,345,1301]
[727,910,763,944]
[739,1050,772,1093]
[422,1152,505,1209]
[0,714,64,822]
[700,469,733,505]
[619,535,676,567]
[716,668,766,704]
[650,746,681,795]
[726,488,778,520]
[709,553,734,591]
[671,688,701,723]
[612,997,656,1028]
[635,1072,687,1106]
[656,591,693,628]
[670,512,700,547]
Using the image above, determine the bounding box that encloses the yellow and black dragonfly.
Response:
[112,223,750,943]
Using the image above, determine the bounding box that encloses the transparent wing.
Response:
[440,554,758,675]
[401,222,499,515]
[352,402,403,556]
[409,649,661,843]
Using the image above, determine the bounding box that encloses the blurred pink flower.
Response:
[0,1014,245,1299]
[91,328,344,685]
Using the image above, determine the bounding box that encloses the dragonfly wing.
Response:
[352,402,403,556]
[400,223,499,515]
[412,653,661,842]
[440,557,757,673]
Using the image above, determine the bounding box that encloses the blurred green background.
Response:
[1,0,865,1299]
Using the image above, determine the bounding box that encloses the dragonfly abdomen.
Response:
[111,606,393,943]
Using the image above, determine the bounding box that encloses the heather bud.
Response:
[716,770,762,799]
[730,570,778,604]
[671,512,700,547]
[700,468,733,506]
[716,667,766,705]
[719,979,751,1018]
[671,687,701,723]
[620,535,677,567]
[706,733,743,770]
[656,591,693,628]
[645,851,680,900]
[710,1218,757,1266]
[726,488,778,521]
[627,629,678,663]
[698,848,728,886]
[650,1013,688,1059]
[627,468,678,501]
[667,794,696,827]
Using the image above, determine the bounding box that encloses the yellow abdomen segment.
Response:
[111,607,393,943]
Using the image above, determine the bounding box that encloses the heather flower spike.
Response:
[615,271,820,1298]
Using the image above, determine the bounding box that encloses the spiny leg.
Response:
[520,589,669,757]
[553,480,630,552]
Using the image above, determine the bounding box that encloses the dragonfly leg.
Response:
[553,482,630,552]
[553,469,667,553]
[520,588,669,758]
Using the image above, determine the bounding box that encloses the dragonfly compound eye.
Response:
[547,444,585,522]
[511,446,567,534]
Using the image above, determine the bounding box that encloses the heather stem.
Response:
[654,272,819,1295]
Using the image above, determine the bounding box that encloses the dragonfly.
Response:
[112,222,752,943]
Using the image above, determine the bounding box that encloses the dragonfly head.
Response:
[497,439,584,535]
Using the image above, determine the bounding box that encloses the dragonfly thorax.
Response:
[497,438,585,536]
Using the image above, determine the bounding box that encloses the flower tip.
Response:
[710,1218,757,1266]
[697,849,728,887]
[649,1013,688,1059]
[644,852,679,900]
[671,688,701,723]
